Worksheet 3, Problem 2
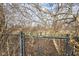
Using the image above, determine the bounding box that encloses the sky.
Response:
[41,3,79,15]
[41,3,55,11]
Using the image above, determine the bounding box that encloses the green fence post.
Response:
[19,31,25,56]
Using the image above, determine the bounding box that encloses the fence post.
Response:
[19,31,25,56]
[64,34,72,56]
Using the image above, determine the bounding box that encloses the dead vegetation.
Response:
[0,3,79,56]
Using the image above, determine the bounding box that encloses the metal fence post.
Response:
[19,31,25,56]
[64,34,72,56]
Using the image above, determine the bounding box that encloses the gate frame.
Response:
[19,32,79,56]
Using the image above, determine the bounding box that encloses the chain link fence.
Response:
[0,32,78,56]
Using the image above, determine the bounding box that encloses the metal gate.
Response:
[25,33,72,56]
[0,32,78,56]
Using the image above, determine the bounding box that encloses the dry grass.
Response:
[0,33,65,56]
